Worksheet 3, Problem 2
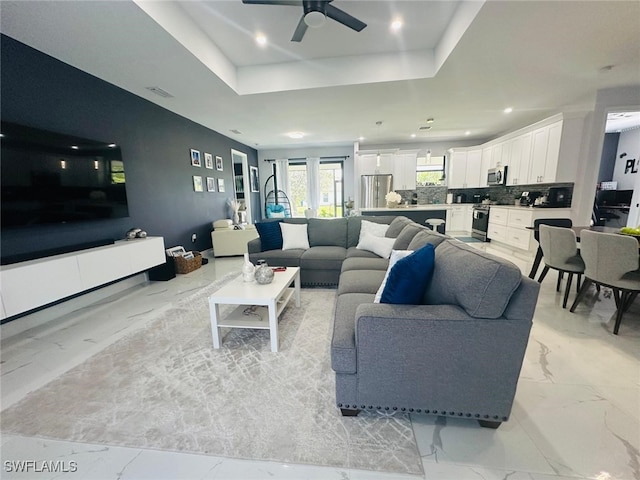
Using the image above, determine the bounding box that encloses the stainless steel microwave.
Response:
[487,166,507,186]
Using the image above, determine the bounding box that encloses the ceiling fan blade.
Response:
[242,0,301,6]
[325,4,366,32]
[291,15,308,42]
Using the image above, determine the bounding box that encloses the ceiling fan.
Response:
[242,0,367,42]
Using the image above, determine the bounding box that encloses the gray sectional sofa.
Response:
[248,215,540,428]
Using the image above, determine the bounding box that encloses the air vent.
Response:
[419,126,432,131]
[145,86,173,98]
[230,129,242,135]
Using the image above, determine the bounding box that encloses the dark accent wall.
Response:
[1,35,258,257]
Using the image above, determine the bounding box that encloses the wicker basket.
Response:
[173,251,202,274]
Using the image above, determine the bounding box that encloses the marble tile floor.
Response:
[1,248,638,480]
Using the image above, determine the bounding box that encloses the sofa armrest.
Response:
[247,237,262,254]
[352,303,532,417]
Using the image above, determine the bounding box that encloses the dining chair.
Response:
[529,218,573,279]
[538,224,585,308]
[570,230,640,334]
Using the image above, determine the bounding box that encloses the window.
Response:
[416,154,445,186]
[286,160,344,217]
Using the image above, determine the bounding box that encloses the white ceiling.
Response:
[1,1,639,151]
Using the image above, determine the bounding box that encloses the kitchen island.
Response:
[360,204,453,229]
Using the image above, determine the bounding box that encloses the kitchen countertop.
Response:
[488,204,572,210]
[360,205,457,212]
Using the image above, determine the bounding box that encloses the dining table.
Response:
[527,225,624,279]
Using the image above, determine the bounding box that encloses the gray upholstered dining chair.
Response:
[529,218,573,279]
[538,224,585,308]
[570,229,640,334]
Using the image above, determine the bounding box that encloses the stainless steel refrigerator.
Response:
[360,174,393,208]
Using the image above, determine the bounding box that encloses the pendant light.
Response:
[375,121,382,168]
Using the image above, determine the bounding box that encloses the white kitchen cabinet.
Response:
[480,145,493,184]
[356,153,394,176]
[528,120,562,184]
[448,149,482,188]
[487,206,572,252]
[507,132,532,186]
[466,149,482,187]
[393,152,417,190]
[446,205,472,233]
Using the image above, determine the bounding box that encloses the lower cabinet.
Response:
[488,207,572,252]
[446,205,472,233]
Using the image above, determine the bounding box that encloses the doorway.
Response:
[594,112,640,227]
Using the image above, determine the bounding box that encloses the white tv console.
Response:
[0,236,166,320]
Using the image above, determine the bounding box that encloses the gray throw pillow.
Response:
[385,216,412,238]
[308,218,348,247]
[392,224,426,250]
[407,229,448,250]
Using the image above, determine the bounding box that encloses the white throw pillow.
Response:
[356,232,395,259]
[280,222,310,250]
[374,250,414,303]
[359,220,389,243]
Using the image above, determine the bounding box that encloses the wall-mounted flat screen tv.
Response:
[1,122,129,228]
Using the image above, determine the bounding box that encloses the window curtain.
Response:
[306,157,320,215]
[275,158,290,197]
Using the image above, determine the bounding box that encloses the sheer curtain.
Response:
[274,158,290,197]
[306,157,320,216]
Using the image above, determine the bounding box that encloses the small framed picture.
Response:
[250,166,259,192]
[215,155,223,171]
[190,149,201,167]
[217,178,225,192]
[193,175,203,192]
[204,153,213,169]
[206,177,216,192]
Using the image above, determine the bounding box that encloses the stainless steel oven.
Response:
[472,205,490,242]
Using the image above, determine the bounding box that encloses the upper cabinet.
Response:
[448,148,482,188]
[507,132,532,186]
[356,153,394,176]
[393,152,417,190]
[469,113,585,188]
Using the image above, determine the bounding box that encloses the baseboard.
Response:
[0,273,148,339]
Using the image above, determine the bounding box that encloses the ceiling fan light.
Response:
[304,11,326,28]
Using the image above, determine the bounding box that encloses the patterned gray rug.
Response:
[1,273,422,475]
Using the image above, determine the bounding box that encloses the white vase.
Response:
[242,253,255,282]
[233,212,240,225]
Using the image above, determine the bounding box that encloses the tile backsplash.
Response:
[395,183,574,206]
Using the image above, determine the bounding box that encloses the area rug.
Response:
[1,273,423,475]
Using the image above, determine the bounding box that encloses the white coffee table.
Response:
[208,266,300,352]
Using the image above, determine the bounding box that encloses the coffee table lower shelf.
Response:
[216,288,295,329]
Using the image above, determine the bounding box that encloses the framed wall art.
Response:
[215,155,223,171]
[206,177,216,192]
[190,149,201,167]
[250,166,260,192]
[193,175,203,192]
[217,178,225,192]
[204,152,213,169]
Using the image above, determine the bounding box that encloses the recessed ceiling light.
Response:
[287,131,305,139]
[255,34,267,46]
[108,143,117,148]
[358,136,365,141]
[71,145,79,149]
[390,19,403,31]
[465,131,471,136]
[504,107,513,114]
[411,134,416,138]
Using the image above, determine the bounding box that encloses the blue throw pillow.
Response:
[255,220,283,251]
[380,244,435,304]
